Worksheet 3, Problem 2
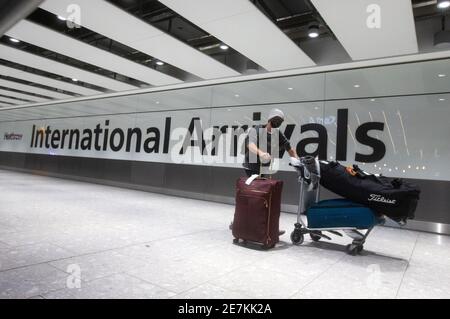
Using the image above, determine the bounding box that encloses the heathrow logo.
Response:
[3,132,23,141]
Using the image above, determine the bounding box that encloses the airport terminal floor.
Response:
[1,168,449,299]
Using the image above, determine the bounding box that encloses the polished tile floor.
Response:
[1,168,449,299]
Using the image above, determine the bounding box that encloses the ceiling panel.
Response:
[310,0,418,60]
[6,20,182,86]
[0,44,138,92]
[0,78,73,99]
[39,0,240,80]
[159,0,316,71]
[0,88,49,102]
[0,65,102,96]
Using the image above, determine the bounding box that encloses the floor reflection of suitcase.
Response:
[232,177,283,249]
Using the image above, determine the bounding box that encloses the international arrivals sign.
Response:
[23,108,386,165]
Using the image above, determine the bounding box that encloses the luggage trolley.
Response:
[290,156,385,255]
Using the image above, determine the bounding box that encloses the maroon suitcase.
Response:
[232,177,283,248]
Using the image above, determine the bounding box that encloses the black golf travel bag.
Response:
[319,161,421,223]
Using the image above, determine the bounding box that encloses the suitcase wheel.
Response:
[310,231,322,242]
[290,230,304,245]
[346,243,364,255]
[233,238,239,244]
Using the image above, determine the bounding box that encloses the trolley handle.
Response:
[289,163,309,182]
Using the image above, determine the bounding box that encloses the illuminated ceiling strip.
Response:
[0,65,102,96]
[40,0,240,80]
[0,44,137,92]
[310,0,418,60]
[0,88,49,103]
[159,0,315,71]
[6,20,182,86]
[0,96,22,105]
[0,78,72,99]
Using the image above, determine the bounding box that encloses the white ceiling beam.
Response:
[39,0,240,79]
[159,0,316,71]
[0,96,22,105]
[0,102,15,108]
[310,0,418,60]
[0,65,102,96]
[0,78,73,99]
[0,88,49,103]
[0,44,137,92]
[6,20,182,86]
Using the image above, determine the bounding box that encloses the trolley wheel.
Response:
[291,230,304,245]
[233,238,239,244]
[346,243,363,255]
[310,231,322,242]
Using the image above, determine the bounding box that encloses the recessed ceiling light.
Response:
[353,84,360,88]
[155,101,160,104]
[10,38,20,43]
[234,94,240,98]
[439,98,446,101]
[437,0,450,9]
[288,87,293,90]
[438,74,446,78]
[156,61,164,66]
[72,78,78,82]
[57,16,66,21]
[308,24,319,38]
[370,98,376,102]
[220,44,229,50]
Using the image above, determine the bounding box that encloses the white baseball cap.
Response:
[268,108,285,121]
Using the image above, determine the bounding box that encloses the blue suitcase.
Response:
[307,199,379,229]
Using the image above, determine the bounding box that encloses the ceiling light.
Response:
[308,24,319,38]
[439,98,446,101]
[370,99,376,102]
[57,16,66,21]
[234,94,240,98]
[156,101,160,104]
[72,78,78,82]
[156,61,164,66]
[220,44,229,50]
[354,84,360,88]
[9,38,20,43]
[288,87,293,90]
[438,74,447,78]
[437,0,450,9]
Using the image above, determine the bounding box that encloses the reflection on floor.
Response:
[0,168,449,299]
